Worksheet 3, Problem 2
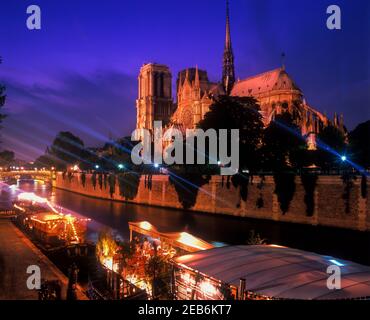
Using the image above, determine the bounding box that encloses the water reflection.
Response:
[2,181,370,265]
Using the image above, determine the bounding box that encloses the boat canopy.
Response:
[128,221,214,253]
[175,245,370,300]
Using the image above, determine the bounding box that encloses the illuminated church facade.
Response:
[135,1,345,149]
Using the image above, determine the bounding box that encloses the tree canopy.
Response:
[0,56,7,142]
[260,112,306,172]
[197,95,264,172]
[0,150,14,167]
[316,124,346,170]
[349,120,370,169]
[49,131,88,169]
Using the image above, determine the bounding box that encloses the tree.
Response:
[99,136,135,171]
[197,95,264,172]
[49,131,88,169]
[316,124,346,170]
[261,112,306,171]
[34,153,58,169]
[144,248,171,299]
[0,57,7,142]
[349,120,370,169]
[260,112,305,214]
[247,230,266,245]
[0,150,14,167]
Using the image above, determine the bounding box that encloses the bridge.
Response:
[0,170,53,183]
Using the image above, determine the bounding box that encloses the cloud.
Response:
[1,69,137,161]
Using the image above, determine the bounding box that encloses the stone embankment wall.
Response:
[54,173,370,232]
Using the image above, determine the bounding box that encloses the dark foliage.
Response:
[80,173,86,188]
[341,172,356,214]
[361,175,368,199]
[197,95,264,172]
[231,173,250,203]
[108,174,116,197]
[103,174,108,189]
[117,172,141,200]
[0,150,14,167]
[256,175,265,209]
[169,172,211,210]
[67,172,73,182]
[0,57,7,139]
[349,120,370,169]
[91,172,97,189]
[98,174,103,190]
[49,131,88,170]
[301,174,318,217]
[273,173,296,214]
[316,124,346,171]
[261,112,306,171]
[34,153,60,169]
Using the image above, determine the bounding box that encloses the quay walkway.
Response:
[0,219,87,300]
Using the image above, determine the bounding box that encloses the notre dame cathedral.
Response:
[135,1,345,149]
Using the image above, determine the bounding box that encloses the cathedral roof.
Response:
[177,68,209,87]
[208,82,225,96]
[231,67,301,97]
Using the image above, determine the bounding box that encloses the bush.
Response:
[98,174,103,190]
[91,173,97,189]
[80,173,86,187]
[301,174,318,217]
[117,172,141,200]
[108,174,116,197]
[169,173,211,210]
[274,173,296,214]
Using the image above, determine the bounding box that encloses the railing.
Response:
[0,170,53,181]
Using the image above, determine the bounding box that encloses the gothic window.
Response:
[181,109,193,129]
[160,73,164,97]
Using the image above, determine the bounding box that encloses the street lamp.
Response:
[95,165,100,170]
[341,155,347,162]
[118,164,124,170]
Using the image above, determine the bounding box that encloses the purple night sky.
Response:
[0,0,369,161]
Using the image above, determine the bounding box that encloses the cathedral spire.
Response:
[281,52,286,70]
[222,0,235,95]
[185,68,190,84]
[195,65,200,88]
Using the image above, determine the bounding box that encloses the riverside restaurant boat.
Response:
[13,192,50,215]
[13,192,90,248]
[172,245,370,300]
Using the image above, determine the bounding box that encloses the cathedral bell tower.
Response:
[222,0,235,95]
[136,63,173,133]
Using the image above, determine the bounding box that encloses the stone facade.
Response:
[136,63,173,133]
